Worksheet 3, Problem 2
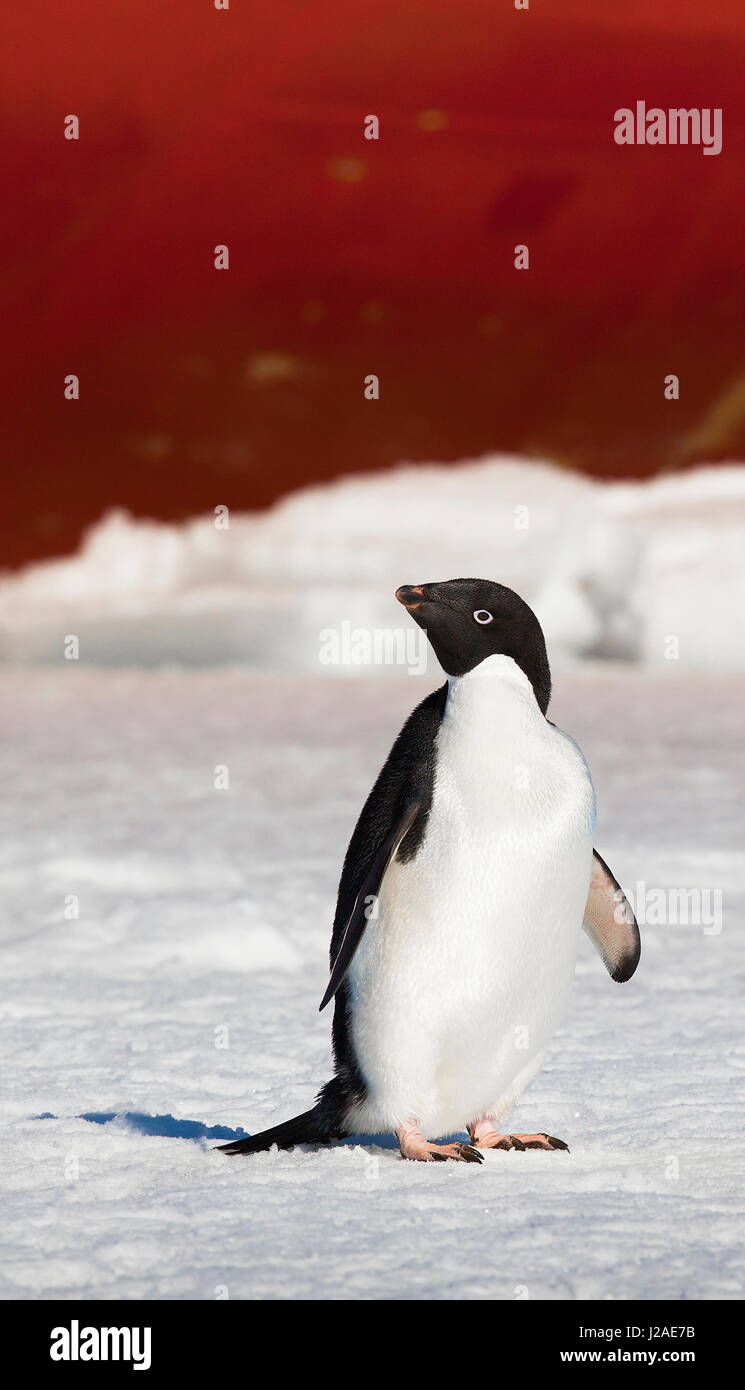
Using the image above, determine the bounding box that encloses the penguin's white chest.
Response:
[346,656,595,1138]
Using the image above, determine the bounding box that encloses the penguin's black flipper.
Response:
[583,849,641,982]
[321,683,448,1019]
[319,799,420,1011]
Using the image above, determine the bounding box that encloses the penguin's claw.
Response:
[397,1127,485,1163]
[514,1133,570,1151]
[409,1141,484,1164]
[469,1126,570,1153]
[449,1142,484,1163]
[427,1142,484,1164]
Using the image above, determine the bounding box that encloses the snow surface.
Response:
[2,665,743,1300]
[2,455,745,672]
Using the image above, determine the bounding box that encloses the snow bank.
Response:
[2,456,744,671]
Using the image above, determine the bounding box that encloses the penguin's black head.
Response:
[396,577,551,713]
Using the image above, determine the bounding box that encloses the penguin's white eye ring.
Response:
[473,609,494,625]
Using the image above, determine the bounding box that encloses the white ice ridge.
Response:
[1,455,744,670]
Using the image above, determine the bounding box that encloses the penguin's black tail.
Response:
[215,1101,347,1156]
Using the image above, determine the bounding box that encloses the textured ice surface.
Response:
[1,667,743,1300]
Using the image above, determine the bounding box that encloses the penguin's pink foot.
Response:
[468,1120,569,1153]
[397,1122,484,1163]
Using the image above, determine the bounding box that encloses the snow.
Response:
[2,664,743,1300]
[2,455,745,671]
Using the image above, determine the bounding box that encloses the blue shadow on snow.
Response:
[32,1111,247,1142]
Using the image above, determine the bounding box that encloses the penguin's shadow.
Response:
[34,1111,246,1142]
[33,1111,416,1150]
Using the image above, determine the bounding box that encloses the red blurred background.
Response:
[2,0,745,568]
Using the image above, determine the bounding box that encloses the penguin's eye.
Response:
[473,609,494,625]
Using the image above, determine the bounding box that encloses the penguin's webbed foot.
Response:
[469,1122,569,1153]
[397,1122,484,1164]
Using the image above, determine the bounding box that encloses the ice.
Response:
[1,456,744,671]
[1,665,743,1300]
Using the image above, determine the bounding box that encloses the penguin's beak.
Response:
[395,584,426,610]
[395,581,462,675]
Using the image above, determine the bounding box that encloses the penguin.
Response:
[218,578,639,1162]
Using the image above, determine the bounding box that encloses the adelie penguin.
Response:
[218,579,640,1163]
